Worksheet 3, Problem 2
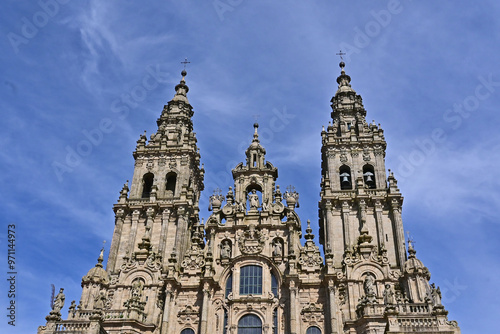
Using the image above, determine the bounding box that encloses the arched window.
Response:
[339,165,352,190]
[306,326,321,334]
[363,165,376,189]
[165,172,177,196]
[225,273,233,298]
[271,273,278,298]
[238,314,262,334]
[181,329,195,334]
[142,173,154,198]
[239,265,262,295]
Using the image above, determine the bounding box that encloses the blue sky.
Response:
[1,1,499,333]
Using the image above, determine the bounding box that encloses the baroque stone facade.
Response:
[38,64,460,334]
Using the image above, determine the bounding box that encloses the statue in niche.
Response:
[220,240,231,259]
[272,239,283,257]
[131,280,143,299]
[248,189,260,210]
[52,288,65,313]
[363,275,375,296]
[383,284,395,305]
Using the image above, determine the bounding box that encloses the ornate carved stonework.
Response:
[177,305,200,325]
[301,302,325,325]
[238,225,266,255]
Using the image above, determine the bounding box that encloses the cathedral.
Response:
[37,61,461,334]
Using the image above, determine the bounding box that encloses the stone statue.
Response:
[131,280,143,299]
[262,197,269,211]
[221,240,231,259]
[249,189,260,209]
[52,288,65,313]
[430,283,442,306]
[363,275,376,296]
[235,200,246,212]
[383,284,395,305]
[176,121,183,142]
[272,240,283,257]
[94,291,106,310]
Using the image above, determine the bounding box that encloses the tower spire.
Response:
[335,59,355,95]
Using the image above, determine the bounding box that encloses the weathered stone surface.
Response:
[37,65,460,334]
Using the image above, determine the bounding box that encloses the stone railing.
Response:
[356,303,386,317]
[397,317,439,331]
[397,303,431,315]
[104,309,126,319]
[54,321,90,333]
[74,311,93,321]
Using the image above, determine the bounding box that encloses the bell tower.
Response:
[107,68,205,275]
[319,60,405,268]
[319,62,460,334]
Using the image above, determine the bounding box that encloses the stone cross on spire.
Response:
[336,50,346,61]
[181,58,190,69]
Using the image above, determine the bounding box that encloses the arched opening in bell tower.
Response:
[165,172,177,197]
[339,165,352,190]
[141,173,154,198]
[362,164,376,189]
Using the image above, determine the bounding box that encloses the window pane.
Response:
[238,314,262,334]
[271,273,278,297]
[226,274,232,298]
[181,329,195,334]
[239,265,262,295]
[306,326,321,334]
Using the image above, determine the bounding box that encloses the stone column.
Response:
[200,284,210,334]
[390,200,406,267]
[160,289,172,334]
[107,209,125,272]
[328,285,339,334]
[128,209,141,252]
[341,201,351,248]
[374,199,385,250]
[174,207,188,259]
[289,284,298,334]
[159,208,170,255]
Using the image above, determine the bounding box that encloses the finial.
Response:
[305,219,314,240]
[336,50,346,70]
[407,231,416,256]
[97,241,105,267]
[181,58,190,79]
[253,123,259,141]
